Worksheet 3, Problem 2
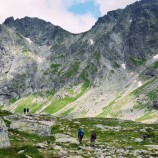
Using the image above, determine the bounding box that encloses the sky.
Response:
[0,0,138,33]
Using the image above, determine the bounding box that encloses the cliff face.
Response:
[1,0,158,122]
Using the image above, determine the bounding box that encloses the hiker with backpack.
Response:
[26,108,29,114]
[90,130,96,147]
[78,128,84,144]
[23,108,26,114]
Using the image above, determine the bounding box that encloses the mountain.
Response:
[0,0,158,123]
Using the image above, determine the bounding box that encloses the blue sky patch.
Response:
[69,0,101,18]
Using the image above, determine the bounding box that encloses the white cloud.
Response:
[0,0,96,33]
[0,0,138,33]
[95,0,137,16]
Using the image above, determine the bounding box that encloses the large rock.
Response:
[7,114,56,136]
[0,118,10,148]
[10,120,51,136]
[94,124,122,131]
[144,145,158,150]
[134,138,143,143]
[54,133,79,144]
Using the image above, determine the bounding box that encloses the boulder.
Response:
[55,137,79,144]
[54,133,79,144]
[134,138,143,143]
[144,145,158,150]
[36,142,48,149]
[0,118,10,148]
[6,114,55,136]
[10,120,51,136]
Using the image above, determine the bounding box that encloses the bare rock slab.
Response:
[0,118,10,148]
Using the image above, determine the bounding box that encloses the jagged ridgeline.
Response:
[0,0,158,122]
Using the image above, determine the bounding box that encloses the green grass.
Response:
[130,57,146,66]
[64,61,80,78]
[147,89,158,100]
[60,107,75,117]
[9,98,18,104]
[0,109,12,117]
[131,78,156,96]
[1,113,158,157]
[0,129,55,158]
[136,112,157,122]
[66,89,75,95]
[51,117,158,151]
[152,61,158,69]
[98,100,115,117]
[50,63,61,69]
[44,63,61,75]
[42,81,90,114]
[14,91,54,114]
[99,78,156,118]
[94,51,101,63]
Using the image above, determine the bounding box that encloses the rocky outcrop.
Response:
[0,118,10,148]
[3,16,71,46]
[6,114,56,136]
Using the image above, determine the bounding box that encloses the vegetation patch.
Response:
[113,62,120,68]
[0,109,12,117]
[152,61,158,69]
[42,81,90,114]
[9,98,18,104]
[94,51,101,63]
[60,107,75,117]
[66,89,75,95]
[130,57,146,66]
[64,61,80,78]
[44,63,61,75]
[1,114,158,157]
[51,43,59,50]
[136,112,157,122]
[147,89,158,100]
[14,91,54,114]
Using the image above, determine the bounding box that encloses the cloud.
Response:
[0,0,138,33]
[95,0,137,16]
[0,0,96,33]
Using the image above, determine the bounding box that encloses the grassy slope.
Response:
[10,81,89,115]
[98,77,158,121]
[14,92,54,114]
[1,116,158,157]
[42,81,90,114]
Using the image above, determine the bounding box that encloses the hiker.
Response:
[26,108,29,114]
[78,128,84,144]
[142,134,148,140]
[23,108,26,114]
[90,131,96,147]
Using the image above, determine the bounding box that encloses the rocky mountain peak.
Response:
[3,16,14,25]
[3,16,71,45]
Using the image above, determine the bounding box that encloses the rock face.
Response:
[1,0,158,121]
[6,114,56,136]
[0,118,10,148]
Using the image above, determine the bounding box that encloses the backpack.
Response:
[80,129,84,136]
[91,132,96,139]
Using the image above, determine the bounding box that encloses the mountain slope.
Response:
[1,0,158,123]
